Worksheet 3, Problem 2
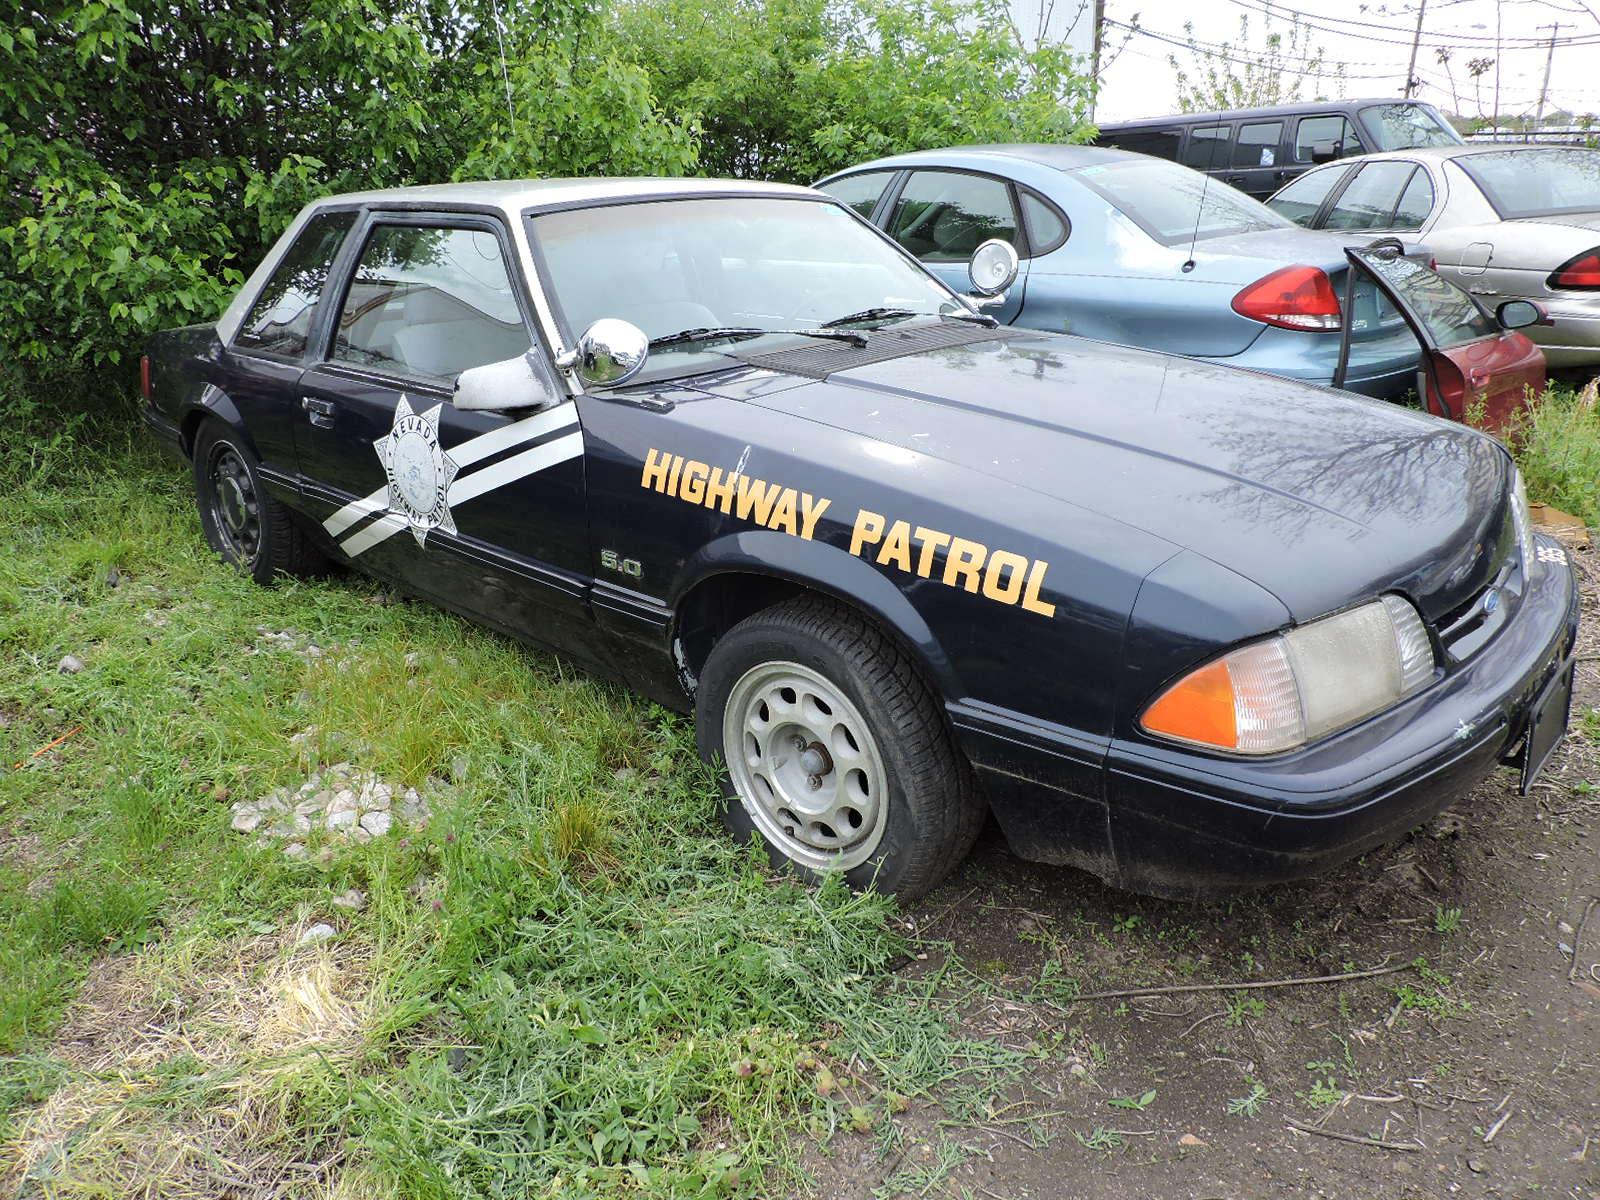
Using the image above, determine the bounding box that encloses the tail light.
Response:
[1231,265,1342,331]
[140,354,152,401]
[1548,249,1600,290]
[1424,350,1466,420]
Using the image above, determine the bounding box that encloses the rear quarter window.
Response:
[234,211,356,358]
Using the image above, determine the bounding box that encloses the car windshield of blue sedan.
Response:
[1455,148,1600,219]
[1071,158,1291,245]
[529,197,959,374]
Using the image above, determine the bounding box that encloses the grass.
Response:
[0,433,1016,1197]
[1510,379,1600,530]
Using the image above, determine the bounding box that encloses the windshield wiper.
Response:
[648,325,867,350]
[820,306,919,328]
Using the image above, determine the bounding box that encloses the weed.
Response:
[1434,905,1463,934]
[1223,991,1267,1027]
[1074,1125,1125,1152]
[1107,1088,1156,1111]
[1301,1077,1344,1109]
[1226,1081,1268,1118]
[1510,382,1600,530]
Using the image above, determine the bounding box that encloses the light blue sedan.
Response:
[817,145,1425,398]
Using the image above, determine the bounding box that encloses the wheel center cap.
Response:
[799,743,832,777]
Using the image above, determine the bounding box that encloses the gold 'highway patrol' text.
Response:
[640,448,1055,618]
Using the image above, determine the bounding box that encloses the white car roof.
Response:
[313,177,817,216]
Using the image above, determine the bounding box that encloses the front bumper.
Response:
[957,536,1580,897]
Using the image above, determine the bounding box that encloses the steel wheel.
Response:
[206,442,262,567]
[722,659,890,871]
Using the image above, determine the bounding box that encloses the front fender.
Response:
[670,527,963,700]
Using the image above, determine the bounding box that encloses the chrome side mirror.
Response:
[1495,299,1550,330]
[967,238,1020,305]
[556,318,649,387]
[453,351,563,412]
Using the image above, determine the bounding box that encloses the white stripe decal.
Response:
[322,405,580,537]
[338,430,585,558]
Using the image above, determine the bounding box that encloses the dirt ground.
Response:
[808,535,1600,1200]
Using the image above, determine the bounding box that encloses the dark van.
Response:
[1094,99,1462,199]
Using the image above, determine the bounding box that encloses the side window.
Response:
[1391,167,1436,230]
[1266,167,1346,226]
[819,172,896,222]
[1020,190,1069,255]
[1295,115,1364,163]
[1232,121,1284,169]
[1182,125,1231,170]
[332,224,530,383]
[234,211,356,358]
[1100,127,1183,161]
[1323,161,1418,231]
[885,171,1019,262]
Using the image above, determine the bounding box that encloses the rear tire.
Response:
[695,596,984,900]
[192,421,324,584]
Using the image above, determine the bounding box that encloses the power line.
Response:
[1222,0,1600,46]
[1102,18,1411,79]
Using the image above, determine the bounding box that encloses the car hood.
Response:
[721,329,1511,625]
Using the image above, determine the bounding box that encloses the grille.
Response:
[733,321,1016,380]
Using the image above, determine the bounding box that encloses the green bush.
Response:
[1512,383,1600,531]
[0,0,1094,431]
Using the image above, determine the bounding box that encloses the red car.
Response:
[1338,244,1547,432]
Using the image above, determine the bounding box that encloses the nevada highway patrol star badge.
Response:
[374,396,460,547]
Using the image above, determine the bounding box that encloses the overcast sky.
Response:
[1058,0,1600,123]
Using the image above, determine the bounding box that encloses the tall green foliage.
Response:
[0,0,694,416]
[615,0,1094,183]
[0,0,1092,422]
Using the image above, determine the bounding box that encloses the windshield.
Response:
[1455,148,1600,219]
[1359,103,1462,151]
[1357,251,1496,348]
[1069,157,1291,244]
[528,196,958,378]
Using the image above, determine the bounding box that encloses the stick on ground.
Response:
[1284,1117,1422,1152]
[1063,960,1410,1003]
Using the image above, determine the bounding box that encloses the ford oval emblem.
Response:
[1481,588,1501,616]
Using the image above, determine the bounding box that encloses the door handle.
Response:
[301,396,337,428]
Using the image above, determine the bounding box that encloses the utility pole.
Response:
[1535,22,1560,133]
[1404,0,1427,99]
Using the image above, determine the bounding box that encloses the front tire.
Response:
[695,597,984,900]
[192,421,324,585]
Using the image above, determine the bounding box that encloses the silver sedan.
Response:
[1266,145,1600,366]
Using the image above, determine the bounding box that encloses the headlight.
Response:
[1141,595,1436,755]
[1509,466,1535,570]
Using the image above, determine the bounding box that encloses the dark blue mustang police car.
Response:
[141,179,1579,899]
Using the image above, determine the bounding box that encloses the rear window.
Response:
[820,171,897,222]
[1072,157,1290,245]
[234,211,355,357]
[1454,148,1600,219]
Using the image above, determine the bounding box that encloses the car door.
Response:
[1342,246,1543,429]
[292,210,602,660]
[218,209,358,485]
[1320,161,1427,235]
[878,169,1030,323]
[1224,120,1289,199]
